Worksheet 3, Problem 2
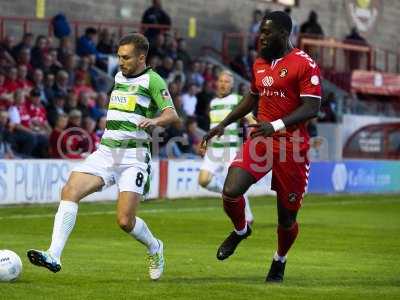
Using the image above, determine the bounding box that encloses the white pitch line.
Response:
[0,198,398,221]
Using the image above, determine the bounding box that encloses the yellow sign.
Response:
[188,17,196,38]
[109,91,137,112]
[36,0,45,19]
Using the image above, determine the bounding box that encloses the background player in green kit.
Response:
[27,33,179,281]
[198,70,254,224]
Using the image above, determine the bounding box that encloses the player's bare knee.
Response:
[61,184,79,202]
[198,177,210,188]
[222,182,241,199]
[198,172,211,187]
[117,215,133,232]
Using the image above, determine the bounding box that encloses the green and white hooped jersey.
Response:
[100,68,174,159]
[209,93,242,151]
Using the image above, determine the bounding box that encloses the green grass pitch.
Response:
[1,195,399,300]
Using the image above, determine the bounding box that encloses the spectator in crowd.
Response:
[300,10,324,37]
[16,48,33,73]
[186,61,205,88]
[31,68,48,105]
[76,27,99,57]
[96,28,117,54]
[164,38,178,60]
[63,53,77,86]
[65,90,79,113]
[249,9,263,48]
[90,92,108,121]
[185,116,205,155]
[148,55,162,70]
[230,49,251,80]
[156,56,174,79]
[31,35,48,69]
[0,72,13,109]
[148,33,167,59]
[51,13,71,40]
[77,91,93,118]
[181,83,198,116]
[0,110,15,159]
[49,113,68,158]
[343,27,368,71]
[8,89,42,157]
[177,38,191,68]
[57,37,73,64]
[12,33,33,59]
[73,71,95,100]
[44,73,56,103]
[284,7,300,47]
[96,115,106,139]
[141,0,171,42]
[4,67,19,94]
[52,70,69,98]
[16,64,32,96]
[195,80,215,131]
[167,59,186,86]
[40,52,61,75]
[81,116,99,153]
[47,93,66,127]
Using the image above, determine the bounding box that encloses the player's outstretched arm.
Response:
[138,107,179,129]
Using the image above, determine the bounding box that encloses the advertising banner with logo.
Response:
[308,160,400,193]
[166,159,274,199]
[0,160,159,205]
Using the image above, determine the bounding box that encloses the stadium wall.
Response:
[2,0,399,57]
[0,159,400,205]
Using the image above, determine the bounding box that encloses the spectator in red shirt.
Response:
[16,64,33,96]
[73,71,95,100]
[8,89,37,157]
[49,113,69,158]
[4,67,19,94]
[0,72,13,109]
[23,88,51,157]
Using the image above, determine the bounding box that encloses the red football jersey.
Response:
[250,48,321,150]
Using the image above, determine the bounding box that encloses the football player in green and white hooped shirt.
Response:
[198,70,254,224]
[27,33,179,281]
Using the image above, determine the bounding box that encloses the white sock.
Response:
[130,217,159,255]
[273,251,287,263]
[48,200,78,261]
[205,174,224,193]
[244,194,254,222]
[234,223,248,236]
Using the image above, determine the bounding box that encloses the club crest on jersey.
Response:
[262,76,274,87]
[288,193,297,203]
[161,89,171,100]
[279,68,288,78]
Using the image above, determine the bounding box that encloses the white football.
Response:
[0,250,23,282]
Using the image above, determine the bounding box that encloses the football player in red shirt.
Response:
[201,11,321,282]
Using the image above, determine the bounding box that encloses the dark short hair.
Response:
[85,27,97,35]
[263,11,292,34]
[119,33,149,56]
